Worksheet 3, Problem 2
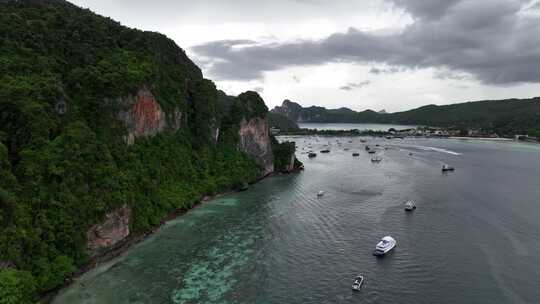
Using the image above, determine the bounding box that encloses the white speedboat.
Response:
[351,275,364,291]
[404,200,416,211]
[442,164,455,172]
[373,236,396,256]
[317,191,325,197]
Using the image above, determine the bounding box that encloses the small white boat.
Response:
[351,275,364,291]
[404,200,416,211]
[317,191,325,197]
[371,156,382,163]
[442,164,455,172]
[373,236,396,256]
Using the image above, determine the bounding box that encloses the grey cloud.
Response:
[434,70,471,81]
[340,81,371,91]
[387,0,462,20]
[192,0,540,85]
[253,87,264,93]
[369,67,403,74]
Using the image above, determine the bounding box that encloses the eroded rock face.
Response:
[238,117,274,175]
[119,86,170,145]
[285,152,296,172]
[87,205,131,256]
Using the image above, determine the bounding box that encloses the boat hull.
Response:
[373,238,396,256]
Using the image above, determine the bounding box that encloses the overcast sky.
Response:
[69,0,540,112]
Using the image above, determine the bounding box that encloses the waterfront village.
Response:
[271,126,539,143]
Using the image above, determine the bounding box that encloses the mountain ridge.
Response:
[272,97,540,136]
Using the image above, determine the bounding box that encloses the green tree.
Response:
[0,269,37,304]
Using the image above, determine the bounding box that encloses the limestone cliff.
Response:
[238,117,274,175]
[86,206,131,256]
[118,86,181,145]
[232,92,275,176]
[285,152,296,172]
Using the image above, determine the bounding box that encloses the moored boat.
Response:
[442,164,455,172]
[351,275,364,291]
[371,156,382,163]
[373,236,396,256]
[404,200,416,211]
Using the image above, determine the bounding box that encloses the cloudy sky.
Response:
[70,0,540,112]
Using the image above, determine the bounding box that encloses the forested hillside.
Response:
[268,112,300,132]
[0,0,299,302]
[272,97,540,136]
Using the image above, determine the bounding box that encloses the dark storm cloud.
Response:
[387,0,462,20]
[339,81,371,91]
[192,0,540,85]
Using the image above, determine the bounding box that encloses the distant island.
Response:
[270,98,540,139]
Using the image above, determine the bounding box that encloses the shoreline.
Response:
[278,133,532,143]
[448,136,513,141]
[41,171,290,303]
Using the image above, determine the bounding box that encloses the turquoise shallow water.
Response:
[54,136,540,304]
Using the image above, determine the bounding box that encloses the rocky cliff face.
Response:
[272,99,304,122]
[86,205,131,256]
[285,152,296,172]
[238,117,274,175]
[118,86,181,145]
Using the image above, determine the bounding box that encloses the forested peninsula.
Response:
[272,97,540,137]
[0,1,300,302]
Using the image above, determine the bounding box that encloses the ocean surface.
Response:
[298,123,417,131]
[54,136,540,304]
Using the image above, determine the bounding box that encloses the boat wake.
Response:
[412,145,462,155]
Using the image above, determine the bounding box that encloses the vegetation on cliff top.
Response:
[268,112,300,132]
[271,137,303,173]
[0,1,297,302]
